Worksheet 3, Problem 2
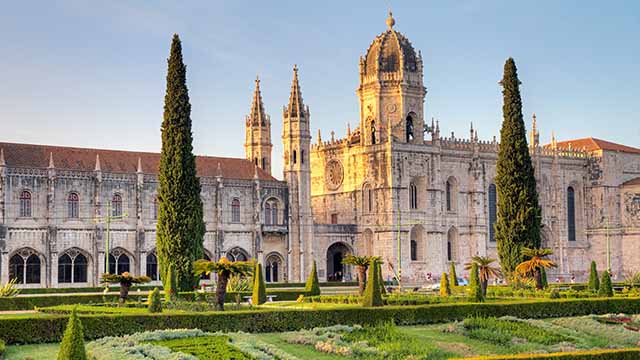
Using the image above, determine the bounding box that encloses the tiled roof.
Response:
[544,137,640,154]
[0,142,277,181]
[623,177,640,186]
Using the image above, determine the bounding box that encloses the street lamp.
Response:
[94,202,128,274]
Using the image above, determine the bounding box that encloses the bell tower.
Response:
[357,12,427,145]
[244,76,272,175]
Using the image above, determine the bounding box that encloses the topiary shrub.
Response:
[589,261,600,293]
[305,261,321,296]
[252,263,267,305]
[57,307,87,360]
[449,262,459,287]
[440,272,451,297]
[376,261,386,296]
[148,287,162,313]
[599,270,613,297]
[540,267,548,289]
[468,263,484,302]
[362,259,383,307]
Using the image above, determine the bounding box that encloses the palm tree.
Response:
[515,248,557,290]
[101,272,151,303]
[342,255,380,296]
[464,256,502,297]
[193,257,253,310]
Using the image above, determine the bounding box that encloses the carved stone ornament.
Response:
[325,160,344,191]
[624,192,640,221]
[385,103,397,114]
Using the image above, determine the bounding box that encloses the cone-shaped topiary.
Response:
[598,270,613,297]
[495,58,541,278]
[57,307,87,360]
[156,34,205,293]
[588,261,600,293]
[440,272,451,297]
[252,262,267,305]
[377,261,386,296]
[305,260,321,296]
[362,259,383,307]
[148,287,162,313]
[468,263,484,302]
[449,262,459,287]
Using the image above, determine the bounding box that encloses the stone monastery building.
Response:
[1,14,640,288]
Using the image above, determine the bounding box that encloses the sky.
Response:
[1,1,638,179]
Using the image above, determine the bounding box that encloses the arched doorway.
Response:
[326,242,352,281]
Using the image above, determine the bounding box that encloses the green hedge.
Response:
[0,338,4,357]
[453,348,640,359]
[2,297,640,345]
[17,285,158,295]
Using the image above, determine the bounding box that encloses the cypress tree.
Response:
[588,261,600,292]
[449,262,459,287]
[598,270,613,297]
[440,272,451,297]
[252,263,267,305]
[156,34,205,292]
[362,259,383,307]
[148,287,162,313]
[495,58,541,276]
[305,260,321,296]
[468,263,484,302]
[57,307,87,360]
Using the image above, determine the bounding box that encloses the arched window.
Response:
[231,198,241,223]
[567,186,576,241]
[68,192,79,219]
[146,253,158,281]
[265,254,283,282]
[19,190,31,217]
[58,251,88,283]
[265,203,272,225]
[108,251,130,275]
[363,184,374,213]
[410,240,417,261]
[447,227,457,262]
[406,114,414,142]
[271,202,278,225]
[488,184,497,242]
[370,121,376,145]
[409,182,418,209]
[227,247,249,262]
[261,157,266,169]
[301,150,305,165]
[446,178,456,212]
[112,194,122,217]
[10,251,42,284]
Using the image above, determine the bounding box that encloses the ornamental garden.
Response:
[1,37,639,360]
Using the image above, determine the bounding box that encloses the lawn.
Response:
[5,343,59,360]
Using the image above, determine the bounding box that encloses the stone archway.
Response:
[326,242,352,281]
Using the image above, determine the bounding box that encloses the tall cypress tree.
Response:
[495,58,541,276]
[157,34,205,292]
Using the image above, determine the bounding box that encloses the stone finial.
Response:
[94,154,101,172]
[0,148,6,167]
[48,152,55,169]
[136,157,143,173]
[470,122,474,140]
[317,129,322,144]
[386,11,395,29]
[347,123,351,137]
[331,130,335,142]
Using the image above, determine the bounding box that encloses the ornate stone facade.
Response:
[1,13,639,288]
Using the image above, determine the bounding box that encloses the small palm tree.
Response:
[464,256,502,297]
[101,272,151,303]
[342,255,380,296]
[193,257,253,311]
[515,248,557,290]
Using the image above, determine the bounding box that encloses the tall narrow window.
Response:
[112,194,122,217]
[567,186,576,241]
[265,203,272,225]
[68,192,79,219]
[410,240,417,261]
[409,182,418,209]
[58,254,73,283]
[73,254,87,283]
[301,150,305,164]
[231,198,241,223]
[271,203,278,225]
[19,190,31,217]
[488,184,497,242]
[293,150,297,164]
[25,254,41,284]
[446,178,456,212]
[146,253,158,281]
[370,121,376,145]
[9,255,24,284]
[261,157,266,169]
[406,115,414,142]
[153,197,158,220]
[447,227,457,262]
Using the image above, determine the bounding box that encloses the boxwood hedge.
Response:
[454,348,640,359]
[1,297,640,344]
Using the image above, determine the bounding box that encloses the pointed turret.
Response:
[530,113,540,148]
[48,152,55,169]
[284,65,308,120]
[94,154,101,172]
[244,75,273,175]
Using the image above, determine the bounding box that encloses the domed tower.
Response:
[244,76,273,175]
[357,12,426,145]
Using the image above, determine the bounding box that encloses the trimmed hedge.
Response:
[453,348,640,359]
[0,338,4,357]
[2,297,640,344]
[18,285,158,295]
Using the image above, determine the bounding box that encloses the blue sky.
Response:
[1,1,638,179]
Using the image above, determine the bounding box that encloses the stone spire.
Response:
[317,129,322,144]
[285,65,306,119]
[530,113,540,148]
[94,154,101,172]
[48,152,55,169]
[247,75,268,126]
